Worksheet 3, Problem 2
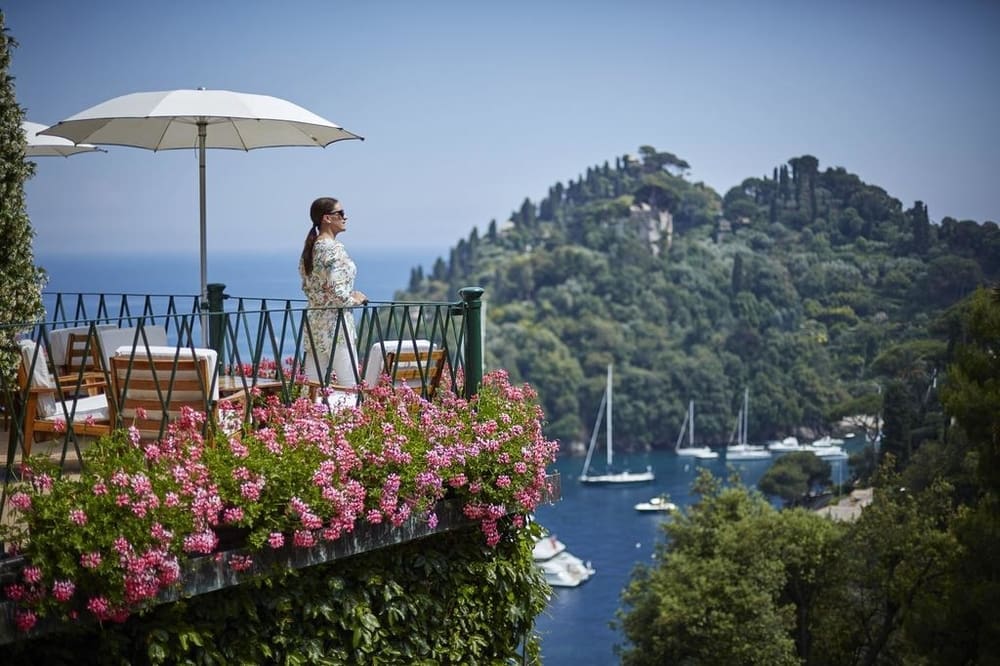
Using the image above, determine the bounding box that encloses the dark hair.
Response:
[301,197,339,276]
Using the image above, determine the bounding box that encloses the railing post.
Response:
[206,283,226,368]
[459,287,484,399]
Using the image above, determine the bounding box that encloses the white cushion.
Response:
[18,340,57,417]
[47,324,115,367]
[40,394,109,424]
[97,325,168,370]
[113,344,219,401]
[362,339,433,387]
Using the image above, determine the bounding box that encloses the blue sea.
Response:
[36,247,443,304]
[33,250,856,664]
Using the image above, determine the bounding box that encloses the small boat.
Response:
[532,532,595,588]
[580,364,655,484]
[537,552,597,588]
[803,435,849,459]
[724,388,771,460]
[673,400,718,459]
[768,436,805,453]
[634,495,677,513]
[531,534,566,560]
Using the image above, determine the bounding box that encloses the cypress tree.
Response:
[0,11,46,379]
[909,200,931,254]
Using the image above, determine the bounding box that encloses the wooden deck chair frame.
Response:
[308,343,448,407]
[16,341,111,458]
[64,331,105,390]
[109,353,218,442]
[381,347,448,399]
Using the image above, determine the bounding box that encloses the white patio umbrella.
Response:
[22,120,104,157]
[40,89,363,310]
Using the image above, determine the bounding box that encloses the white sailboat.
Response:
[580,364,655,484]
[673,399,718,459]
[725,388,770,460]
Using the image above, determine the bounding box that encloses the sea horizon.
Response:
[36,247,446,304]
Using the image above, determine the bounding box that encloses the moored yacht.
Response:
[532,533,595,588]
[769,436,805,453]
[803,435,849,459]
[634,494,678,512]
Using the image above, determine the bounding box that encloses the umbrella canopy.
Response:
[22,120,104,157]
[40,88,363,313]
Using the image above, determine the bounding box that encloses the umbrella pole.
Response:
[199,121,209,347]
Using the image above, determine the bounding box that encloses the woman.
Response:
[299,196,368,385]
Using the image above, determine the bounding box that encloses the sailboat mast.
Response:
[689,400,695,448]
[581,389,606,478]
[742,387,749,446]
[606,363,613,467]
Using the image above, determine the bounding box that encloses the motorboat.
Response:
[531,534,566,560]
[537,551,597,588]
[634,495,677,513]
[811,435,846,447]
[768,436,805,452]
[803,436,849,459]
[532,533,595,588]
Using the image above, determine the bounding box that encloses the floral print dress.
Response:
[299,237,358,384]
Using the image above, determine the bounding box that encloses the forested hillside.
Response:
[398,146,999,451]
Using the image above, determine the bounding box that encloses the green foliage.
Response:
[940,287,1000,492]
[7,526,548,665]
[401,147,997,450]
[618,290,1000,663]
[616,471,842,665]
[810,473,960,666]
[0,11,46,379]
[758,451,832,505]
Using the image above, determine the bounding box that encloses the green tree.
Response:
[908,200,931,254]
[617,472,825,665]
[880,379,916,466]
[758,451,832,506]
[927,287,1000,661]
[638,144,690,175]
[0,11,46,379]
[810,472,959,666]
[940,286,1000,491]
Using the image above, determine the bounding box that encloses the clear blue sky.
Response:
[6,1,999,266]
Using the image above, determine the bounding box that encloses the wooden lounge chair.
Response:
[371,343,448,400]
[64,331,104,381]
[310,339,448,410]
[16,339,111,457]
[109,345,238,441]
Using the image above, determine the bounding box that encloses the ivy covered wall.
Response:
[7,525,548,665]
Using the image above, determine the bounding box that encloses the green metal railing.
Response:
[1,287,486,493]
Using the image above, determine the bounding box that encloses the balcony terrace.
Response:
[0,285,559,656]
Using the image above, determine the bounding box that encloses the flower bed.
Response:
[0,370,558,632]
